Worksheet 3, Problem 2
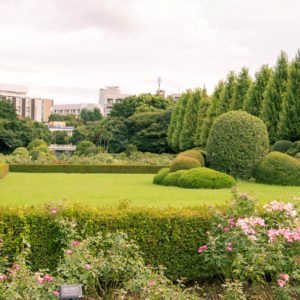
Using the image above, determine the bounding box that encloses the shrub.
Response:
[161,170,187,186]
[169,157,201,172]
[76,141,96,156]
[27,139,47,151]
[177,149,205,166]
[255,151,300,186]
[35,145,50,154]
[0,162,8,179]
[271,140,293,153]
[287,140,300,156]
[295,153,300,159]
[177,167,236,189]
[207,111,269,179]
[153,167,170,184]
[12,147,29,158]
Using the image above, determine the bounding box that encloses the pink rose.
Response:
[84,264,91,270]
[53,290,60,297]
[71,241,80,246]
[277,279,286,288]
[44,275,53,282]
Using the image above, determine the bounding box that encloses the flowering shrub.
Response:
[198,191,300,299]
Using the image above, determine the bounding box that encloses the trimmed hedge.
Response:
[170,157,201,172]
[271,140,293,153]
[0,205,225,281]
[178,167,236,189]
[177,150,205,166]
[255,151,300,186]
[207,111,269,179]
[0,163,9,179]
[161,170,187,186]
[153,167,170,184]
[9,164,168,174]
[287,141,300,156]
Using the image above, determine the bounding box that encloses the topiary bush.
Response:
[271,140,293,153]
[161,170,187,186]
[177,167,236,189]
[255,151,300,186]
[286,141,300,156]
[12,147,29,158]
[153,167,170,184]
[295,153,300,159]
[207,111,269,179]
[170,157,201,172]
[177,149,205,166]
[27,139,47,151]
[0,162,9,179]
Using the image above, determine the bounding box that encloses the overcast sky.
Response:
[0,0,299,104]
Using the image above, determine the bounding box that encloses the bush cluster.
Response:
[153,167,170,184]
[207,111,269,179]
[255,151,300,186]
[169,156,201,172]
[271,140,293,153]
[9,164,166,174]
[287,140,300,156]
[0,162,8,179]
[177,149,205,166]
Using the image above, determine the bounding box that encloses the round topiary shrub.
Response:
[12,147,29,158]
[0,163,9,179]
[27,139,47,151]
[287,141,300,156]
[255,152,300,186]
[161,170,187,186]
[76,141,96,156]
[206,111,269,179]
[177,167,236,189]
[153,168,170,185]
[271,140,293,153]
[177,149,205,166]
[169,157,201,173]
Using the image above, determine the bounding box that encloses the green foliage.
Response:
[207,111,269,179]
[219,71,237,114]
[271,140,293,153]
[230,67,252,110]
[177,167,236,189]
[177,149,205,166]
[76,140,96,156]
[161,170,187,186]
[243,65,273,116]
[167,105,180,150]
[9,164,166,174]
[0,99,17,120]
[260,51,289,143]
[295,153,300,159]
[287,141,300,156]
[51,131,69,145]
[278,50,300,141]
[12,147,29,158]
[255,151,300,186]
[153,167,170,184]
[0,162,8,179]
[27,139,47,151]
[79,108,102,123]
[169,157,201,172]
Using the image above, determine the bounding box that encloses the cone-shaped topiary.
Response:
[207,111,269,179]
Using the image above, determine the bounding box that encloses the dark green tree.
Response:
[230,67,252,110]
[80,108,102,123]
[219,71,237,114]
[243,65,273,116]
[278,50,300,141]
[51,131,69,145]
[0,99,17,120]
[167,105,180,150]
[260,51,289,143]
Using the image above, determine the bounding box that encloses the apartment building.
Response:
[53,103,103,117]
[0,84,53,122]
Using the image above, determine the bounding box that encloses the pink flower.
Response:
[247,235,258,241]
[198,245,208,253]
[44,275,53,282]
[223,227,230,231]
[148,279,156,286]
[203,244,208,249]
[37,278,44,284]
[226,242,233,252]
[64,249,73,255]
[71,241,80,246]
[53,290,60,297]
[0,275,8,281]
[12,263,20,271]
[84,264,91,270]
[229,218,235,227]
[50,208,59,215]
[279,274,289,281]
[277,279,286,288]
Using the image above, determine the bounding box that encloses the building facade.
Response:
[0,84,53,122]
[53,103,103,117]
[98,86,132,116]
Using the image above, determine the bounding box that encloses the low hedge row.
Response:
[0,205,225,282]
[0,163,8,179]
[9,164,167,174]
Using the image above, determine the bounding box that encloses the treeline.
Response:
[168,50,300,151]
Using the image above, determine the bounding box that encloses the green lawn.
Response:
[0,173,300,207]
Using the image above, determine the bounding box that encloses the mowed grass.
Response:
[0,173,300,208]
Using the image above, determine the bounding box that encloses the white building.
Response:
[53,103,104,117]
[0,84,53,122]
[98,86,132,116]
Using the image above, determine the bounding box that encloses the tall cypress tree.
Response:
[278,50,300,141]
[171,91,190,151]
[219,71,237,114]
[167,102,180,150]
[230,67,252,110]
[199,81,225,146]
[243,65,273,116]
[179,89,201,150]
[194,88,210,147]
[260,51,289,143]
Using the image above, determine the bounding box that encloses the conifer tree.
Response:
[260,51,289,143]
[170,91,190,151]
[179,89,201,150]
[194,88,210,147]
[219,71,237,114]
[278,50,300,141]
[199,81,225,146]
[167,102,180,150]
[243,65,273,116]
[230,67,252,110]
